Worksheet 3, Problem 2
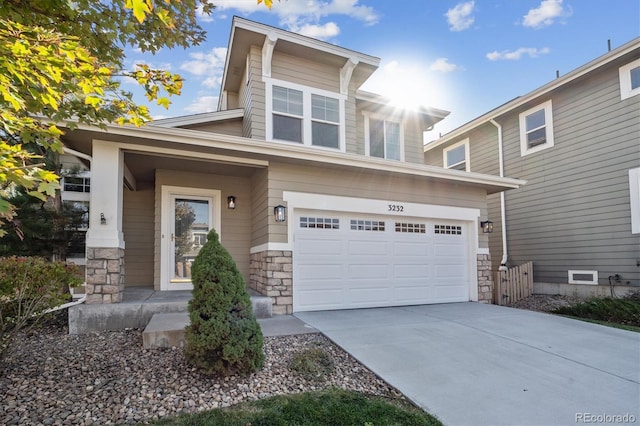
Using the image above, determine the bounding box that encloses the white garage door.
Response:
[293,211,470,312]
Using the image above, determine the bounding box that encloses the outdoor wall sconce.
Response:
[227,195,236,210]
[274,205,287,222]
[100,213,107,225]
[480,220,494,234]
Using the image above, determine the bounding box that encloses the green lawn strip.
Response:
[554,315,640,333]
[551,297,640,331]
[153,388,442,426]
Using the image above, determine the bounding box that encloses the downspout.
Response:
[489,119,508,271]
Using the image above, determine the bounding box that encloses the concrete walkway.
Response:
[296,303,640,426]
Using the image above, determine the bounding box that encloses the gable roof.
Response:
[221,16,380,106]
[425,37,640,151]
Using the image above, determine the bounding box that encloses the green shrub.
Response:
[0,256,82,357]
[290,346,335,382]
[184,229,264,376]
[552,297,640,327]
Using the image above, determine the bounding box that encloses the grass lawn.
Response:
[154,388,442,426]
[552,295,640,332]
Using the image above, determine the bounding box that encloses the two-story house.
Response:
[425,37,640,297]
[61,17,523,321]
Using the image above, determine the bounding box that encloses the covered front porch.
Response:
[68,287,273,334]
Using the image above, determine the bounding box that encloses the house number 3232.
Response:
[388,204,404,212]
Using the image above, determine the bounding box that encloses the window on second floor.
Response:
[443,139,470,171]
[619,58,640,100]
[364,115,403,161]
[268,81,345,151]
[519,100,554,157]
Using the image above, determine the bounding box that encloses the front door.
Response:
[161,186,221,290]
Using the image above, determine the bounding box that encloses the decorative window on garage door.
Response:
[350,219,385,231]
[395,222,426,233]
[434,224,462,235]
[300,217,339,229]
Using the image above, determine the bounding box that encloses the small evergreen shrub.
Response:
[290,346,335,381]
[0,256,81,357]
[184,229,264,375]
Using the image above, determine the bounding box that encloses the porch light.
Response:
[274,205,287,222]
[227,195,236,210]
[480,220,494,234]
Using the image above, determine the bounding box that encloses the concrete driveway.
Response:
[296,303,640,426]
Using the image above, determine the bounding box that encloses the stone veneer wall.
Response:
[477,253,493,304]
[249,250,293,315]
[85,247,125,304]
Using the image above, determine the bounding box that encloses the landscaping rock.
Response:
[0,324,402,424]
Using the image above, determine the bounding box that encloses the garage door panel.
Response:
[348,240,389,255]
[393,241,430,256]
[394,285,431,302]
[297,264,344,280]
[393,264,429,278]
[296,237,343,255]
[348,287,393,304]
[348,264,390,279]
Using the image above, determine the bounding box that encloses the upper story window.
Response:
[519,100,554,157]
[267,80,345,151]
[364,114,403,161]
[443,139,470,171]
[311,94,340,148]
[272,86,303,142]
[619,58,640,100]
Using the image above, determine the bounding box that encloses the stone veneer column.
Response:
[85,247,125,304]
[477,253,494,304]
[249,250,293,315]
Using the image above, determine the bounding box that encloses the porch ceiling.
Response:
[124,151,259,183]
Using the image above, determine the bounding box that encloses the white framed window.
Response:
[519,100,554,157]
[568,270,598,285]
[272,86,303,143]
[443,139,470,171]
[364,114,404,161]
[619,58,640,100]
[630,168,640,234]
[266,79,346,151]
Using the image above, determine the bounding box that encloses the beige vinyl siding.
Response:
[250,168,269,247]
[181,120,244,137]
[344,82,358,155]
[500,59,640,286]
[266,161,489,246]
[245,46,265,140]
[403,113,428,164]
[153,169,253,287]
[123,183,154,286]
[271,52,340,93]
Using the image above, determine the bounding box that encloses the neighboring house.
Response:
[61,17,523,315]
[425,37,640,294]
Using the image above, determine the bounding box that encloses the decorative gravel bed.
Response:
[507,294,582,312]
[0,320,402,425]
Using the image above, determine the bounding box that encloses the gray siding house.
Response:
[425,37,640,294]
[61,17,523,321]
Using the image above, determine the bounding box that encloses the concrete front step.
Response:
[142,312,318,349]
[69,289,273,334]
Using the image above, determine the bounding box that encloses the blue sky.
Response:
[126,0,639,140]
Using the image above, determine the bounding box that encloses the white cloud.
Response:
[522,0,571,29]
[445,1,476,32]
[292,22,340,40]
[179,47,227,88]
[429,58,460,73]
[486,47,550,61]
[212,0,379,36]
[184,95,219,113]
